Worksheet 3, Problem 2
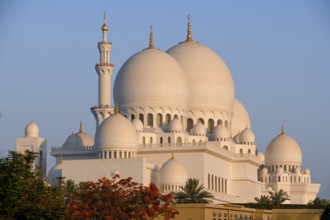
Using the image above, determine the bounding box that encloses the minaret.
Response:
[91,12,115,127]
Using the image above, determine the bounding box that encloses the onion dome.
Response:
[231,99,251,136]
[257,151,265,164]
[132,119,143,133]
[192,121,206,136]
[239,127,255,144]
[169,118,182,133]
[114,33,189,110]
[159,155,188,188]
[265,127,302,166]
[25,121,39,137]
[62,122,94,148]
[166,16,235,112]
[94,113,138,151]
[213,124,229,140]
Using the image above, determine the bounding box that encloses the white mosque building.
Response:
[17,15,320,204]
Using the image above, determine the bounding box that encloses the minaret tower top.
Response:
[91,12,115,127]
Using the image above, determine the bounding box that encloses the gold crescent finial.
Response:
[186,14,193,42]
[102,11,108,32]
[148,24,154,49]
[79,121,83,133]
[115,103,119,114]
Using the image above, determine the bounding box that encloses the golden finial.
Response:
[115,103,119,114]
[79,121,83,133]
[148,25,154,49]
[102,11,108,32]
[186,14,193,42]
[281,125,285,135]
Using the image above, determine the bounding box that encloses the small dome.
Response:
[304,168,310,175]
[159,156,188,187]
[261,167,268,175]
[167,41,235,112]
[265,130,302,166]
[95,114,138,151]
[192,121,206,136]
[276,167,283,174]
[132,119,143,132]
[114,48,189,110]
[25,121,39,137]
[239,127,255,144]
[257,151,265,163]
[231,99,251,136]
[63,133,94,148]
[169,119,182,133]
[213,124,229,139]
[233,132,240,144]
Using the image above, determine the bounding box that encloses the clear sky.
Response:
[0,1,329,199]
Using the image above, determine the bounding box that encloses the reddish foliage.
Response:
[66,175,178,220]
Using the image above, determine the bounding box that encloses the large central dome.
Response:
[167,41,235,112]
[114,48,189,109]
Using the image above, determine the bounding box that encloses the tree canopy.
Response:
[0,151,65,220]
[269,189,290,207]
[308,197,330,206]
[175,178,214,204]
[66,175,178,220]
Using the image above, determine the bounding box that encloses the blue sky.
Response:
[0,1,329,199]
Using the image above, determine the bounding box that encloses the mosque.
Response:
[16,15,320,204]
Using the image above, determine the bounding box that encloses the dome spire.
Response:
[79,121,83,133]
[148,25,154,49]
[115,102,119,114]
[186,14,193,42]
[281,125,285,135]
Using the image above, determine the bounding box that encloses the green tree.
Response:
[321,204,330,220]
[63,179,79,206]
[254,195,272,209]
[269,189,290,207]
[0,151,65,219]
[175,178,214,204]
[308,197,330,206]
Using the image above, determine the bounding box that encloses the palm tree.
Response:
[269,189,290,207]
[64,179,78,205]
[254,195,272,209]
[175,178,214,204]
[308,197,330,206]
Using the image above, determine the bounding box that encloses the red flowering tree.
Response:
[66,175,178,220]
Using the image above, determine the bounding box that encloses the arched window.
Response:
[217,119,223,125]
[168,137,171,144]
[156,113,162,127]
[225,120,228,128]
[165,114,171,125]
[208,174,210,189]
[177,137,182,144]
[147,113,153,127]
[187,118,193,131]
[142,136,146,144]
[160,137,163,144]
[248,149,251,154]
[211,175,214,190]
[174,114,178,119]
[223,145,228,150]
[240,148,243,154]
[225,179,227,193]
[192,139,196,145]
[150,137,153,144]
[207,119,214,134]
[198,118,204,125]
[139,114,144,124]
[131,114,135,121]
